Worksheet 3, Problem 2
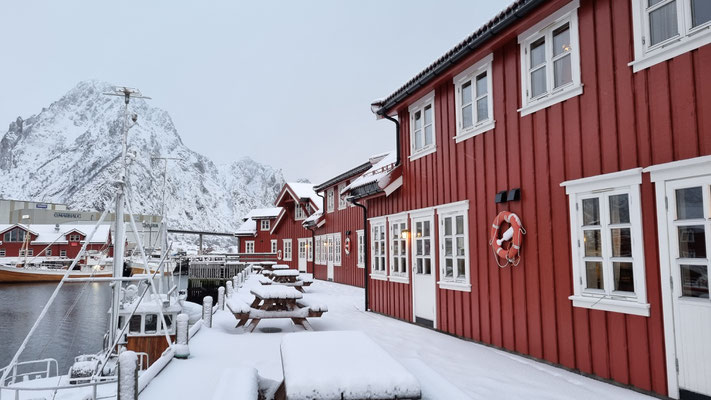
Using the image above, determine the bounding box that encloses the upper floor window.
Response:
[408,91,436,161]
[338,183,347,210]
[295,204,307,220]
[69,234,81,242]
[631,0,711,71]
[518,0,582,116]
[562,168,650,316]
[453,54,494,142]
[260,219,270,231]
[3,228,27,242]
[327,189,335,213]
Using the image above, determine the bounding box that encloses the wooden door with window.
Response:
[327,235,334,281]
[412,215,436,327]
[666,176,711,398]
[297,239,307,272]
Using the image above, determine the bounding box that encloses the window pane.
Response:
[476,97,488,122]
[531,67,547,97]
[457,259,466,278]
[163,315,173,331]
[584,230,602,257]
[676,187,704,220]
[691,0,711,27]
[424,239,430,256]
[424,221,430,237]
[583,198,600,226]
[680,264,709,298]
[415,129,423,150]
[475,72,487,97]
[416,240,422,256]
[649,1,679,46]
[129,315,142,334]
[462,104,473,129]
[445,238,453,256]
[444,217,452,235]
[611,228,632,257]
[445,259,453,277]
[552,24,571,57]
[417,259,423,274]
[530,37,546,67]
[414,110,422,130]
[456,237,465,256]
[462,81,472,104]
[456,216,464,234]
[609,194,630,224]
[424,105,432,125]
[586,261,604,289]
[678,226,707,258]
[424,125,433,146]
[424,258,431,275]
[613,262,635,292]
[553,54,572,88]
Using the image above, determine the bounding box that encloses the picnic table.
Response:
[270,269,305,291]
[271,264,290,270]
[226,285,327,333]
[277,331,421,400]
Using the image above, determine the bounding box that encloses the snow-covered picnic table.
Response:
[278,331,421,400]
[271,264,290,270]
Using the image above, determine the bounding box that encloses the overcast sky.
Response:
[1,1,512,184]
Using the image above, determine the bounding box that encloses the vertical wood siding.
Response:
[271,204,313,271]
[362,0,711,395]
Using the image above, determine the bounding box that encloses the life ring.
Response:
[344,237,351,255]
[489,211,526,267]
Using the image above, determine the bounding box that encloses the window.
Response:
[411,210,435,279]
[60,250,67,257]
[245,241,255,254]
[453,54,494,142]
[370,219,387,278]
[144,314,158,334]
[271,240,278,254]
[27,249,33,256]
[562,168,649,316]
[295,204,307,220]
[327,189,335,213]
[299,240,307,261]
[631,0,711,71]
[260,219,270,231]
[162,314,174,334]
[408,91,436,160]
[46,249,52,256]
[437,202,471,291]
[357,230,365,268]
[69,234,81,242]
[307,238,313,262]
[19,249,33,257]
[3,228,26,242]
[518,0,582,116]
[334,233,342,266]
[338,183,347,210]
[327,235,334,264]
[283,239,292,261]
[129,315,142,334]
[316,236,322,265]
[389,218,409,282]
[0,250,5,257]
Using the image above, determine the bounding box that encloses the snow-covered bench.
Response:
[211,367,258,400]
[257,275,273,285]
[278,331,421,400]
[295,298,328,317]
[226,296,252,320]
[229,285,325,332]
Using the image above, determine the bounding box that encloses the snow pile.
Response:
[343,151,397,193]
[226,296,252,314]
[212,367,259,400]
[118,351,138,399]
[280,331,421,400]
[250,285,302,300]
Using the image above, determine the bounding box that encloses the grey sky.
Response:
[1,1,512,184]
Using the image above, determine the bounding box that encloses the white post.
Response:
[233,275,240,290]
[118,351,138,400]
[226,281,233,297]
[174,313,190,359]
[217,287,225,311]
[202,296,213,328]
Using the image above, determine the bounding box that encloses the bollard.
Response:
[217,287,225,311]
[174,313,190,359]
[118,351,138,400]
[202,296,213,328]
[226,281,234,297]
[233,275,240,289]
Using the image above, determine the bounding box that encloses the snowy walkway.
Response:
[142,278,654,400]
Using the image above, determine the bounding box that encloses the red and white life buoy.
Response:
[344,237,351,255]
[490,211,526,267]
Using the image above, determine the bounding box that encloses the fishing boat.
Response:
[0,262,112,282]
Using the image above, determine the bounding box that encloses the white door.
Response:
[412,215,436,327]
[666,176,711,398]
[297,239,307,272]
[327,234,334,281]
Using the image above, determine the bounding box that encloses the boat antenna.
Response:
[150,155,181,293]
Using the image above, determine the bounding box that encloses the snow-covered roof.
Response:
[287,182,322,211]
[342,151,398,195]
[235,218,257,236]
[0,223,111,244]
[302,210,323,227]
[243,207,282,220]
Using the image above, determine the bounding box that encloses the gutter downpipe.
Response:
[352,198,369,312]
[313,192,326,276]
[381,113,401,167]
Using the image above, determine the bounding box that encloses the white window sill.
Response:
[518,84,583,117]
[357,264,364,269]
[389,275,409,284]
[370,273,388,281]
[569,295,650,317]
[437,281,472,292]
[630,30,711,72]
[408,146,436,161]
[454,120,495,143]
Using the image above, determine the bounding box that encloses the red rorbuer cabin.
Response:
[343,0,711,398]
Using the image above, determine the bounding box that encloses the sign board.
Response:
[54,212,82,219]
[36,203,48,209]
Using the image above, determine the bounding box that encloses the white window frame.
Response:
[370,217,388,280]
[260,219,270,231]
[270,239,278,254]
[327,189,335,213]
[338,183,347,210]
[307,238,313,262]
[408,90,437,161]
[315,236,322,265]
[0,250,5,257]
[294,204,307,221]
[437,201,471,291]
[561,168,650,316]
[389,216,409,283]
[357,230,365,268]
[69,234,81,242]
[518,0,582,117]
[334,233,342,266]
[453,53,495,142]
[46,249,52,256]
[60,250,67,257]
[283,239,292,261]
[630,0,711,72]
[245,241,255,254]
[410,208,436,280]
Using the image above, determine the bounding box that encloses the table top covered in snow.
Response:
[271,264,290,270]
[280,331,421,400]
[251,285,303,300]
[271,269,300,277]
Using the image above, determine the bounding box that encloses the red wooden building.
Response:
[0,223,113,259]
[235,207,283,255]
[344,0,711,398]
[268,183,322,272]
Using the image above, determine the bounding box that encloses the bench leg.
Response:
[245,318,261,333]
[235,317,248,328]
[291,318,313,331]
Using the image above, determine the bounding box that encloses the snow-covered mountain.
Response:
[0,80,285,232]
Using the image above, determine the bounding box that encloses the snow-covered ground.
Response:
[142,277,654,400]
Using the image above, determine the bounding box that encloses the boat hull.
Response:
[0,265,113,283]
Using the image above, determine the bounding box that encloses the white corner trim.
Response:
[518,84,583,117]
[454,119,496,143]
[437,281,472,292]
[389,275,410,284]
[561,167,643,193]
[384,176,403,197]
[569,295,650,317]
[409,146,437,161]
[370,273,388,281]
[644,155,711,182]
[435,200,469,214]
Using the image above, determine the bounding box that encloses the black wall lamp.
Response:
[495,188,521,203]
